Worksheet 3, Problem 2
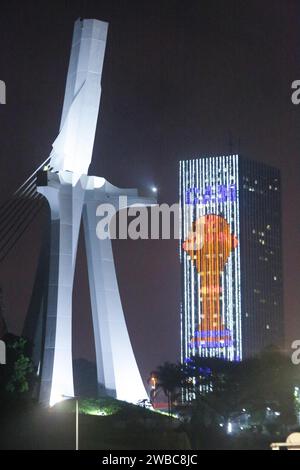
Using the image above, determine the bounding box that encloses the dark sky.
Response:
[0,0,299,384]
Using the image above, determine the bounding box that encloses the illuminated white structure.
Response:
[37,18,154,406]
[49,19,107,175]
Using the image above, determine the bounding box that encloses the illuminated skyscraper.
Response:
[180,155,283,364]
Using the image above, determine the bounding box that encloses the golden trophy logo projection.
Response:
[183,214,238,352]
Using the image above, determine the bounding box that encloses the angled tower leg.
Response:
[83,204,147,402]
[83,179,156,403]
[37,172,86,406]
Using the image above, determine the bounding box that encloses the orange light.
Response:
[183,214,238,349]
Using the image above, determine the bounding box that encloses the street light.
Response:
[151,186,159,203]
[63,395,79,450]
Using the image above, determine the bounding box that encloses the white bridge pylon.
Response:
[37,18,155,406]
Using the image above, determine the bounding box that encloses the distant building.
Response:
[179,155,283,364]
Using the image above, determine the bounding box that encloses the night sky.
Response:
[0,0,299,385]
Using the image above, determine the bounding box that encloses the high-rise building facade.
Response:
[179,155,283,364]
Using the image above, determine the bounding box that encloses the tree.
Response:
[183,348,300,432]
[152,362,183,415]
[0,335,34,401]
[238,347,299,425]
[183,356,244,428]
